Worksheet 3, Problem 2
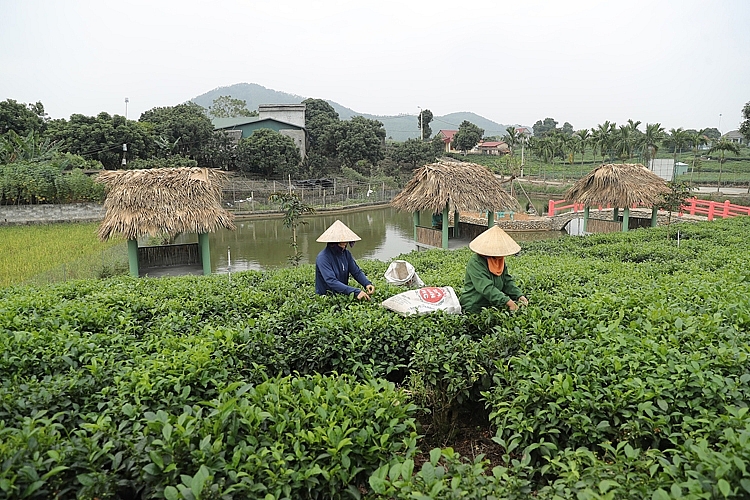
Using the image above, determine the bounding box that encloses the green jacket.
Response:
[459,253,523,313]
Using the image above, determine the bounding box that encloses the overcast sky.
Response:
[1,0,748,134]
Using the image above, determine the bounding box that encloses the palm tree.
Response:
[591,121,617,163]
[503,126,520,157]
[641,123,665,169]
[707,139,740,192]
[615,124,635,160]
[665,128,689,180]
[591,122,610,163]
[686,131,707,183]
[624,119,642,160]
[574,129,590,165]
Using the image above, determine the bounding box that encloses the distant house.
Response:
[722,130,746,145]
[475,141,510,156]
[212,104,307,158]
[436,130,458,153]
[515,126,532,137]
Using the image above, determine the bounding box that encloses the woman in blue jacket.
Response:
[315,220,375,300]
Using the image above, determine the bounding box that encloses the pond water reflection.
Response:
[175,205,567,272]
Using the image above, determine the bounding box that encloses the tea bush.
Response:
[1,216,750,498]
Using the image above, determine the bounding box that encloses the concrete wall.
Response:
[258,104,306,128]
[280,129,307,159]
[0,203,104,225]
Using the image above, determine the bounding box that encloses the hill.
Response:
[191,82,516,142]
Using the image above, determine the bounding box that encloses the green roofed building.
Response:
[212,104,307,159]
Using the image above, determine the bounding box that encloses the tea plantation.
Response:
[1,217,749,499]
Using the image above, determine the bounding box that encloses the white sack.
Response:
[381,286,462,316]
[383,260,424,287]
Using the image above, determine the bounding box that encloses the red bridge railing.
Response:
[679,198,750,220]
[548,200,585,216]
[548,198,750,220]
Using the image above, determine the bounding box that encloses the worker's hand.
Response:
[506,299,518,311]
[518,296,529,306]
[356,290,371,301]
[366,284,375,295]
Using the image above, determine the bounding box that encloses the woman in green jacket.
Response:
[459,225,528,313]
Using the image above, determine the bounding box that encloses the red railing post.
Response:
[723,200,731,218]
[707,202,715,221]
[548,200,555,216]
[689,198,697,215]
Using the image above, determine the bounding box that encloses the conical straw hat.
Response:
[469,225,521,256]
[316,220,362,243]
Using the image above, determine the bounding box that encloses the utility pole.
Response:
[718,113,722,135]
[418,106,423,141]
[121,143,127,168]
[125,97,129,119]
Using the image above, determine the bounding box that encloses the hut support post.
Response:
[413,211,419,242]
[613,207,619,221]
[199,233,211,275]
[127,239,139,277]
[487,210,494,227]
[442,204,449,250]
[583,207,590,233]
[650,206,658,227]
[453,210,460,238]
[622,208,630,232]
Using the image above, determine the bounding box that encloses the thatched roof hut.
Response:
[391,159,520,213]
[564,163,669,208]
[96,167,235,241]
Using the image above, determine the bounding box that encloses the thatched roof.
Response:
[564,163,670,208]
[96,167,235,241]
[391,159,520,213]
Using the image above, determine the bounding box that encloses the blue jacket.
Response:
[315,244,372,296]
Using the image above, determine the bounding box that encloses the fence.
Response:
[549,198,750,221]
[679,198,750,220]
[548,200,585,216]
[222,177,399,211]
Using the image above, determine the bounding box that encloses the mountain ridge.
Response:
[191,83,517,142]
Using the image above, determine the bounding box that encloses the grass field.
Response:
[0,222,126,287]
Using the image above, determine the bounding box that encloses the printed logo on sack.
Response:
[418,287,445,304]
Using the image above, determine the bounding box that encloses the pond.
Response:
[175,204,568,273]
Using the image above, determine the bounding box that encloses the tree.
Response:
[391,138,437,169]
[591,121,615,163]
[236,129,301,177]
[208,96,257,118]
[614,120,641,160]
[333,116,386,171]
[657,181,693,239]
[665,128,689,178]
[0,99,47,136]
[740,101,750,142]
[561,122,574,136]
[707,138,740,192]
[452,121,483,153]
[202,131,237,170]
[417,109,433,140]
[268,192,315,266]
[0,130,59,164]
[687,131,707,183]
[45,112,153,169]
[532,118,558,138]
[574,129,590,165]
[641,123,665,168]
[139,102,214,160]
[503,126,520,157]
[700,127,721,141]
[302,98,340,157]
